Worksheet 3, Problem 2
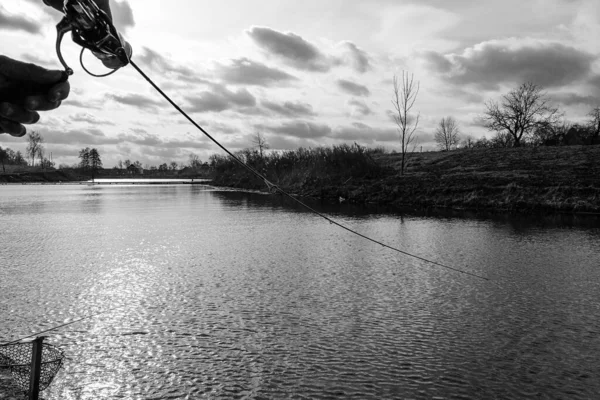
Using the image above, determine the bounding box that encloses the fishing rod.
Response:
[2,0,491,347]
[52,0,489,281]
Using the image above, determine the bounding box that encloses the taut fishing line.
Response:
[1,0,491,346]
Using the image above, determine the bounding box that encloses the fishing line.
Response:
[3,0,491,349]
[1,305,123,346]
[129,59,490,282]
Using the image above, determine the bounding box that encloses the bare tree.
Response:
[170,161,178,170]
[460,135,475,149]
[483,82,560,147]
[252,131,270,158]
[26,131,44,166]
[587,106,600,141]
[392,71,420,175]
[434,116,460,151]
[189,153,202,168]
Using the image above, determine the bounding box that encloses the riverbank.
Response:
[0,169,84,184]
[211,145,600,214]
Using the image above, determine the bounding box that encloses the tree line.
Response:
[0,131,56,172]
[390,72,599,175]
[425,82,600,151]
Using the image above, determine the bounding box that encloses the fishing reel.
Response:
[55,0,130,77]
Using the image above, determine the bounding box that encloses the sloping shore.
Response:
[211,145,600,214]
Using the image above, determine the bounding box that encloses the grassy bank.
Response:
[210,145,600,213]
[0,165,85,183]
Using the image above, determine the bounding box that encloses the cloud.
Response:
[0,6,41,34]
[216,58,297,86]
[62,99,102,110]
[337,80,371,97]
[261,100,316,117]
[106,93,164,110]
[111,0,135,32]
[247,26,331,72]
[423,39,597,90]
[42,128,121,146]
[261,121,332,139]
[332,123,397,143]
[339,42,371,73]
[347,99,372,117]
[186,85,256,113]
[117,132,211,150]
[70,113,116,125]
[550,92,600,106]
[136,47,208,84]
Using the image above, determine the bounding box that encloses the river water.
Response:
[0,184,599,399]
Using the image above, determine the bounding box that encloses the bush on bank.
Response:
[209,143,391,190]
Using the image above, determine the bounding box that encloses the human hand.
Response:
[0,55,70,137]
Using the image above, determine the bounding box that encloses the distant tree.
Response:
[460,135,475,149]
[534,119,572,146]
[13,151,26,166]
[189,153,202,168]
[587,106,600,142]
[0,147,7,172]
[473,137,491,149]
[37,147,45,169]
[79,147,91,169]
[490,132,514,148]
[158,163,168,171]
[133,161,142,169]
[40,157,55,169]
[26,131,44,166]
[434,116,460,151]
[89,148,102,171]
[391,71,420,175]
[170,161,178,170]
[117,160,124,169]
[124,159,131,168]
[4,148,15,164]
[252,132,270,159]
[483,82,560,147]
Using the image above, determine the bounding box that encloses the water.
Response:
[1,184,599,399]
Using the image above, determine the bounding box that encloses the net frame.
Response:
[0,340,64,392]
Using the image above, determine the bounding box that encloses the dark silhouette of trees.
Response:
[0,147,7,172]
[79,147,90,169]
[435,116,460,151]
[483,83,560,147]
[79,147,102,180]
[588,106,600,142]
[26,131,44,166]
[391,71,420,174]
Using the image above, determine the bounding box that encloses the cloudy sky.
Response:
[1,0,599,167]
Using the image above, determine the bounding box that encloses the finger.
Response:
[47,80,70,102]
[24,96,61,111]
[0,118,26,137]
[0,102,40,124]
[0,55,64,85]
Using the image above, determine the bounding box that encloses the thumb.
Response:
[0,56,64,84]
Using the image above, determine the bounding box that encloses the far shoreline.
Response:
[2,145,599,216]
